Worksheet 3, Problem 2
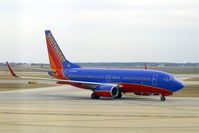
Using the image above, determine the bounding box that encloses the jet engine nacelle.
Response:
[95,85,119,98]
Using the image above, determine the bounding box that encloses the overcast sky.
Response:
[0,0,199,63]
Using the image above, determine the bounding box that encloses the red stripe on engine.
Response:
[95,91,111,97]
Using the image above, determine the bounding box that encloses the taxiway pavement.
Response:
[0,85,199,133]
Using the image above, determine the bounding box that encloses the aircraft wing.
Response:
[6,62,117,89]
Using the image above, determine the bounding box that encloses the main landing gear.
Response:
[91,91,123,99]
[160,96,166,101]
[91,92,100,99]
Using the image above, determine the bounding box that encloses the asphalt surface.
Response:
[0,85,199,133]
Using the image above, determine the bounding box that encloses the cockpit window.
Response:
[163,77,175,81]
[170,77,175,80]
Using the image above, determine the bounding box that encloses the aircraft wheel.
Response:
[115,91,122,99]
[91,93,100,99]
[160,96,166,101]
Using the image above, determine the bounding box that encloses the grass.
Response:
[0,71,58,91]
[0,71,50,80]
[184,77,199,81]
[0,83,58,91]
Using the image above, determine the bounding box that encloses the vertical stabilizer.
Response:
[45,30,80,70]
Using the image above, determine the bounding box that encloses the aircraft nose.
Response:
[175,80,184,91]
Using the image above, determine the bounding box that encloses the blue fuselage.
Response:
[62,68,184,94]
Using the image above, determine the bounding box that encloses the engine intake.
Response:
[95,85,119,98]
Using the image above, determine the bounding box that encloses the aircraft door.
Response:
[152,74,158,86]
[106,74,111,82]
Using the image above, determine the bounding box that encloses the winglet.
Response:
[6,62,18,77]
[144,63,148,70]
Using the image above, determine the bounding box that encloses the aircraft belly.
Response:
[119,83,172,96]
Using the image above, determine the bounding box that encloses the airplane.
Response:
[6,30,184,101]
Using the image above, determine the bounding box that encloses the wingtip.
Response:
[6,62,18,78]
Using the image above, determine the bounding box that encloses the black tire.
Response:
[160,96,166,101]
[114,91,122,99]
[91,93,100,99]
